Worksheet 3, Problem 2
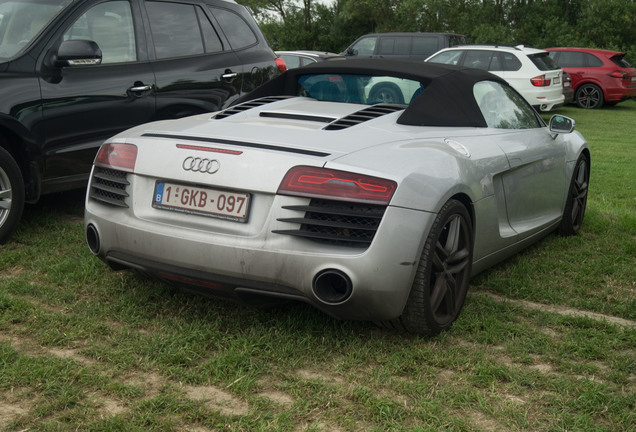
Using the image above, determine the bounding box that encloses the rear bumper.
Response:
[85,200,435,321]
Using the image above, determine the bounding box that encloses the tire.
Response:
[368,83,404,104]
[575,83,604,109]
[388,200,473,336]
[0,146,25,244]
[557,153,589,236]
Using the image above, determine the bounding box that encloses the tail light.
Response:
[95,143,137,172]
[531,75,552,87]
[277,166,397,205]
[608,70,628,79]
[275,57,287,73]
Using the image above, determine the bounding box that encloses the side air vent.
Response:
[273,199,387,248]
[214,96,295,119]
[88,167,130,208]
[324,104,406,130]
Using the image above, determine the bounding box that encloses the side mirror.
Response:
[549,114,575,134]
[56,40,102,66]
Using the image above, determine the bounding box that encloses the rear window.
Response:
[412,36,440,57]
[528,52,560,71]
[211,7,257,49]
[297,74,427,105]
[448,35,466,47]
[611,54,633,68]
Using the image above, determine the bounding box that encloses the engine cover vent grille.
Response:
[273,199,387,248]
[88,167,129,208]
[324,104,406,130]
[214,96,295,119]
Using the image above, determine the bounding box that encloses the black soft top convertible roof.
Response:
[234,59,510,127]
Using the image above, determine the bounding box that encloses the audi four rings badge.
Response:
[183,157,220,174]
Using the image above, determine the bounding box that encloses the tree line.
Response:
[240,0,636,61]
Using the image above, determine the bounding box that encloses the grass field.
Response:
[1,100,634,431]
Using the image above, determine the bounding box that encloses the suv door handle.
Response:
[222,71,239,81]
[129,84,153,92]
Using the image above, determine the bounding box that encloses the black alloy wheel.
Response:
[575,83,604,109]
[0,146,25,244]
[389,199,473,336]
[558,153,590,236]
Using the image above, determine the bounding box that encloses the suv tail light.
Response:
[608,70,628,79]
[530,75,552,87]
[95,143,137,172]
[275,57,287,73]
[277,166,396,205]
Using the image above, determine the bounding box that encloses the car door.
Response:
[38,0,156,186]
[143,0,244,120]
[474,81,567,238]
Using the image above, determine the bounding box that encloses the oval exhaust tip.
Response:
[86,224,100,254]
[312,269,353,305]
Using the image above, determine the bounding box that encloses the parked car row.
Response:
[277,33,636,112]
[0,21,600,334]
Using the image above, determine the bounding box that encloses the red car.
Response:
[545,48,636,109]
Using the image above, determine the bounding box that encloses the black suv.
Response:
[0,0,282,243]
[342,32,466,61]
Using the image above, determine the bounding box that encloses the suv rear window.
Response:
[611,54,633,68]
[412,36,441,57]
[528,52,560,71]
[211,7,257,49]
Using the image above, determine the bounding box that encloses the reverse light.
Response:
[277,166,397,205]
[530,75,552,87]
[95,143,138,172]
[608,70,628,79]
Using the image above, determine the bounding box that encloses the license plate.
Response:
[553,77,560,85]
[153,181,250,222]
[631,76,636,82]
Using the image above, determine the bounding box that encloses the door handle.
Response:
[129,84,153,92]
[222,71,239,80]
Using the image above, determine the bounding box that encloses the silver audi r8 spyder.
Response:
[84,59,590,335]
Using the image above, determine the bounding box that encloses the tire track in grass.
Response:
[474,291,636,328]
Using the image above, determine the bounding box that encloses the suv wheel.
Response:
[0,146,25,244]
[575,83,604,109]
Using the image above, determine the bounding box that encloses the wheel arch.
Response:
[0,119,42,202]
[448,192,475,231]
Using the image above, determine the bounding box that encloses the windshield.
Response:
[297,74,427,105]
[0,0,71,61]
[528,52,560,71]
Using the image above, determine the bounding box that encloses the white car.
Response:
[426,45,565,111]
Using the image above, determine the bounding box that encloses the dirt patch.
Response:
[182,384,249,416]
[258,390,294,406]
[48,346,96,366]
[0,402,28,430]
[296,368,343,384]
[464,409,504,432]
